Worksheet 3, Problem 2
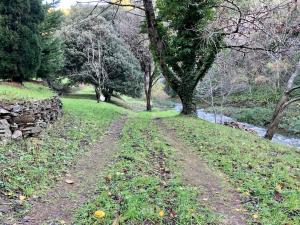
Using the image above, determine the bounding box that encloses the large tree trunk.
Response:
[179,89,197,115]
[142,0,215,116]
[265,60,300,140]
[12,74,24,84]
[264,112,283,140]
[142,0,198,115]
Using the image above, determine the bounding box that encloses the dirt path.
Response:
[156,119,248,225]
[22,117,127,225]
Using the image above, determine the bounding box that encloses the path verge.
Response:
[22,116,127,225]
[156,118,248,225]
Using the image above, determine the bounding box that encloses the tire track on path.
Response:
[22,116,127,225]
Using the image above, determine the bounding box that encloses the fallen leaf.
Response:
[94,210,106,219]
[274,191,283,202]
[104,175,112,182]
[19,195,26,201]
[188,209,195,213]
[65,179,74,184]
[276,183,284,192]
[112,215,121,225]
[169,208,177,218]
[159,210,164,217]
[22,216,32,222]
[252,214,259,219]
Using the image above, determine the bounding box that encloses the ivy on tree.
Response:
[143,0,223,115]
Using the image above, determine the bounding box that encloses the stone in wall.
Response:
[0,96,63,142]
[0,119,12,140]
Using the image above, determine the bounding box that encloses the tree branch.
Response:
[287,85,300,94]
[223,44,279,53]
[282,97,300,110]
[76,0,145,11]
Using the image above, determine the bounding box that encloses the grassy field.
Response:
[70,84,176,111]
[0,82,54,101]
[166,116,300,225]
[1,82,299,225]
[75,114,217,224]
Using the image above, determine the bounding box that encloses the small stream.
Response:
[174,104,300,149]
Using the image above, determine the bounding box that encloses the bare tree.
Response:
[113,10,160,111]
[198,52,237,123]
[265,60,300,139]
[209,0,300,138]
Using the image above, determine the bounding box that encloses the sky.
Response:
[58,0,97,8]
[59,0,79,8]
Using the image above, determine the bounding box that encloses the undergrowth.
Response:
[206,105,300,135]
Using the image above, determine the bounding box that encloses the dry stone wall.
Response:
[0,97,63,142]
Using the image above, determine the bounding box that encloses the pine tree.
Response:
[0,0,44,82]
[37,1,64,84]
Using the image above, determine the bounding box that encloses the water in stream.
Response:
[174,104,300,149]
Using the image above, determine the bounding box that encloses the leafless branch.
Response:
[76,0,145,11]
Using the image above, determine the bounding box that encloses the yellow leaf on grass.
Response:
[276,183,284,192]
[94,210,106,219]
[252,214,259,219]
[159,210,164,217]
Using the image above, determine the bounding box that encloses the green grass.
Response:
[0,98,127,198]
[1,81,299,225]
[166,116,300,225]
[75,114,217,225]
[72,84,176,112]
[0,82,54,101]
[72,85,95,95]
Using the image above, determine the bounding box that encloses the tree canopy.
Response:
[62,7,143,101]
[0,0,44,82]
